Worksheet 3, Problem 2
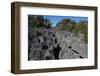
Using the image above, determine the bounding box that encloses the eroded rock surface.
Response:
[28,26,88,61]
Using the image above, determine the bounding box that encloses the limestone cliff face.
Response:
[28,26,88,61]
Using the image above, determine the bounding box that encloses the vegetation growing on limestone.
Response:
[55,19,88,43]
[28,15,88,43]
[28,15,88,60]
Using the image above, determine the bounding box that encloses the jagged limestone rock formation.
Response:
[28,26,88,61]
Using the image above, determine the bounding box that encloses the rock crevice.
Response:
[28,27,88,61]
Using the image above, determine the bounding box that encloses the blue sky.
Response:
[44,15,88,27]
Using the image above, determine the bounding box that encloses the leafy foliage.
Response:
[55,19,88,43]
[28,15,88,43]
[28,15,52,28]
[44,18,52,28]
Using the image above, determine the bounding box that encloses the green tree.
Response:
[44,18,52,28]
[28,15,44,27]
[55,19,72,30]
[55,19,88,43]
[28,15,52,28]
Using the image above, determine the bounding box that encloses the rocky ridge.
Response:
[28,26,88,60]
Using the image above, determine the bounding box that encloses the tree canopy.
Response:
[55,19,88,43]
[28,15,88,43]
[28,15,52,28]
